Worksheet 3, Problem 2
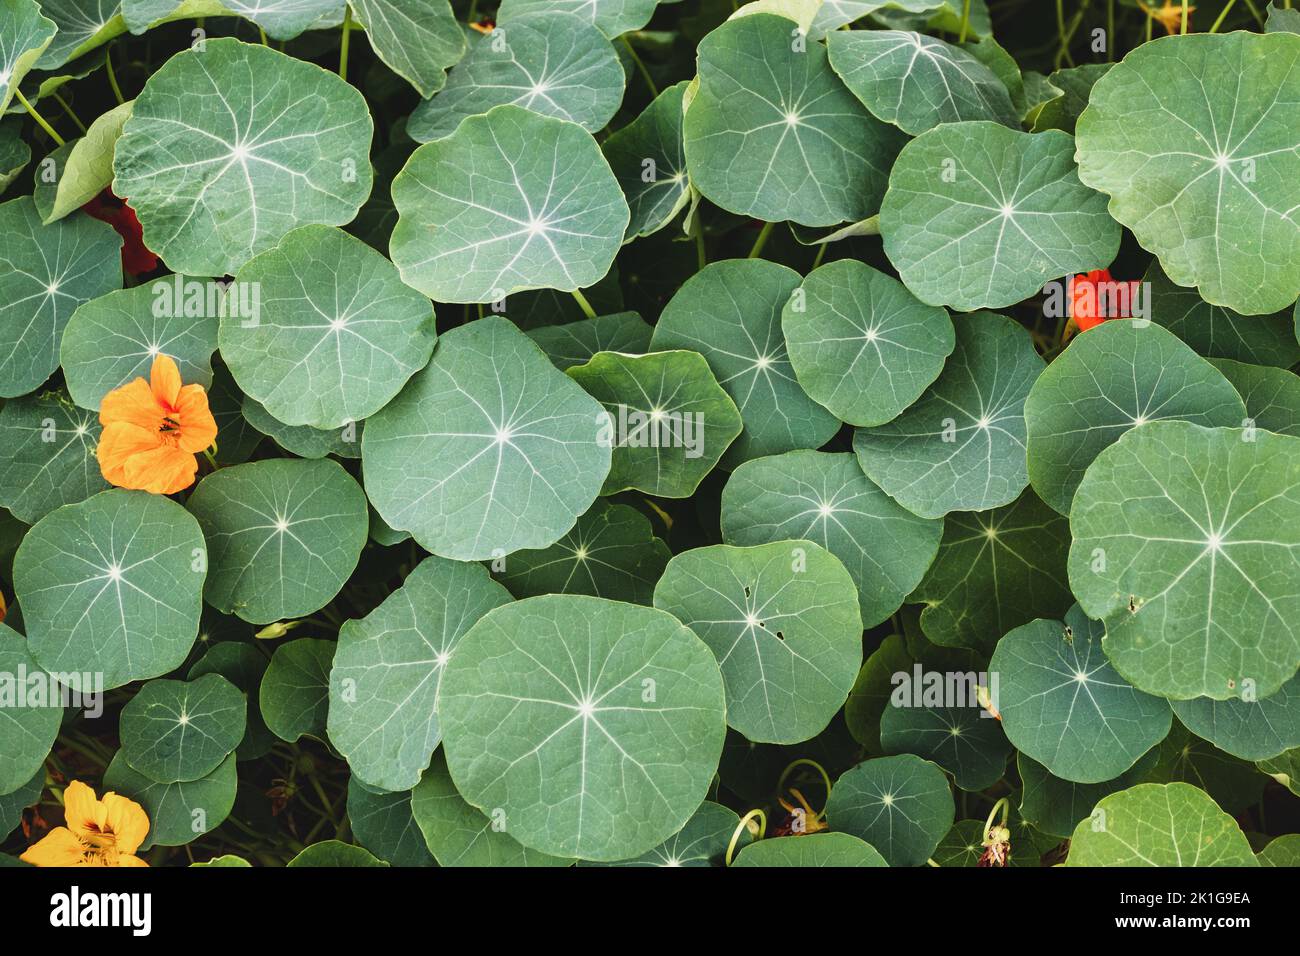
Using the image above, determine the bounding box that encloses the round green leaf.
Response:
[1210,359,1300,439]
[407,13,624,143]
[583,801,740,867]
[782,259,955,427]
[602,81,690,241]
[240,396,362,459]
[497,0,659,37]
[684,13,905,226]
[32,0,123,70]
[60,279,218,411]
[259,637,334,744]
[0,390,107,523]
[1017,749,1158,839]
[1065,782,1257,867]
[721,450,941,628]
[731,831,887,867]
[827,29,1016,135]
[824,754,953,867]
[1026,320,1247,516]
[221,225,435,429]
[120,674,245,783]
[15,489,206,690]
[1259,834,1300,867]
[526,312,653,370]
[362,316,611,561]
[0,0,56,115]
[102,750,237,848]
[910,488,1072,650]
[852,310,1044,519]
[991,604,1171,783]
[1075,32,1300,315]
[287,840,388,867]
[1146,261,1300,368]
[411,750,572,867]
[492,499,670,605]
[1068,422,1300,701]
[1171,673,1300,762]
[0,624,61,794]
[328,555,511,792]
[113,38,374,276]
[186,458,368,624]
[654,540,861,744]
[389,106,628,304]
[439,594,726,862]
[0,197,122,398]
[348,0,465,99]
[567,349,742,497]
[880,702,1010,791]
[880,122,1120,311]
[652,259,841,466]
[346,780,435,867]
[188,641,276,761]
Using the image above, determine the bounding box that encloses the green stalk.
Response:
[571,288,597,319]
[15,89,64,146]
[106,48,126,105]
[747,220,775,259]
[622,35,658,98]
[1209,0,1238,31]
[52,92,87,134]
[958,0,972,43]
[1181,0,1189,33]
[1107,0,1115,61]
[339,6,353,81]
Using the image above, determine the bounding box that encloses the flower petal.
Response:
[98,422,164,488]
[100,378,161,432]
[150,353,183,409]
[19,827,89,867]
[119,444,199,495]
[100,791,150,855]
[62,780,102,842]
[174,384,218,453]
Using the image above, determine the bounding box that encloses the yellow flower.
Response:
[1140,0,1194,35]
[20,781,150,867]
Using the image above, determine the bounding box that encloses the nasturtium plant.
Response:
[1,0,1296,875]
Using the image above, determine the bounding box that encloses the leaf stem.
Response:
[1241,0,1265,27]
[982,796,1010,845]
[1181,0,1189,33]
[958,0,972,43]
[747,220,775,259]
[258,26,269,46]
[52,92,87,134]
[811,242,828,270]
[695,228,706,270]
[1209,0,1238,31]
[725,809,766,866]
[622,35,658,98]
[1107,0,1115,61]
[15,89,64,146]
[339,7,353,81]
[571,288,597,319]
[106,46,126,104]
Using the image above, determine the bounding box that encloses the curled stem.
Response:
[725,808,766,866]
[982,796,1010,845]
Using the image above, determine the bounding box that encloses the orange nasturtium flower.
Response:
[97,353,218,495]
[20,781,150,867]
[1140,0,1194,35]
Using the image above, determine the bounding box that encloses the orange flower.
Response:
[20,781,150,867]
[97,353,217,495]
[1140,0,1194,35]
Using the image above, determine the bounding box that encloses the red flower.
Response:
[83,189,159,276]
[1070,268,1133,333]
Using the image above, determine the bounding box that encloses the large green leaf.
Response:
[0,390,107,523]
[1027,63,1110,134]
[1171,673,1300,762]
[567,349,742,497]
[221,225,436,429]
[124,0,342,41]
[328,555,511,792]
[827,30,1016,136]
[1259,834,1300,867]
[1065,782,1257,867]
[42,100,133,224]
[991,605,1171,784]
[880,122,1119,311]
[102,750,237,849]
[0,623,62,794]
[410,750,571,867]
[0,0,56,116]
[1210,359,1300,439]
[909,488,1072,650]
[185,458,369,624]
[286,840,388,867]
[684,13,905,227]
[1025,321,1247,516]
[602,81,691,242]
[348,0,465,98]
[363,317,610,560]
[492,499,670,605]
[33,0,124,70]
[823,754,953,867]
[1068,422,1300,701]
[1075,32,1300,315]
[439,594,726,861]
[1017,750,1158,839]
[259,637,334,744]
[60,279,218,411]
[496,0,660,37]
[14,489,206,690]
[389,106,627,303]
[651,259,841,466]
[407,13,623,143]
[852,311,1043,519]
[0,197,122,398]
[119,674,246,783]
[782,259,953,427]
[880,701,1010,791]
[239,397,361,460]
[809,0,943,38]
[188,641,276,761]
[526,312,653,370]
[654,540,862,744]
[113,38,374,276]
[346,780,435,867]
[721,450,941,627]
[1149,719,1266,815]
[1145,261,1300,368]
[584,801,739,867]
[731,831,887,866]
